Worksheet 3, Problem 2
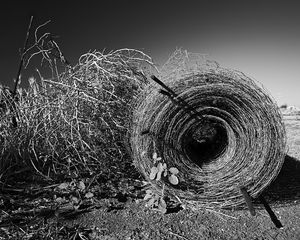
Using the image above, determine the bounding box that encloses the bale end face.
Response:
[131,70,286,209]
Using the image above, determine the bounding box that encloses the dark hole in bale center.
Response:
[184,122,228,168]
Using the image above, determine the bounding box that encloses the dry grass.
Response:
[0,48,157,181]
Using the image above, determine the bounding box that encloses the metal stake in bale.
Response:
[259,195,283,228]
[240,187,256,216]
[151,75,202,122]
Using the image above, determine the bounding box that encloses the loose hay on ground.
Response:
[0,49,156,180]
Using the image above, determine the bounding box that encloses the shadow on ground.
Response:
[261,154,300,205]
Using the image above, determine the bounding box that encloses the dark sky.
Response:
[1,1,300,106]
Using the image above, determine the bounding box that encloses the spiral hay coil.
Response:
[130,51,286,208]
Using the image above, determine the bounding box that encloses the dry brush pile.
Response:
[0,47,287,210]
[0,49,156,180]
[130,49,287,208]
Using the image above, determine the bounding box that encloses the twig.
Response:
[206,208,238,220]
[168,231,189,240]
[13,16,34,96]
[9,16,33,128]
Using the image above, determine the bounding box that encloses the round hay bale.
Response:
[130,65,286,208]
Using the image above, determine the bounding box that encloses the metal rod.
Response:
[259,195,283,228]
[151,75,202,122]
[240,187,256,216]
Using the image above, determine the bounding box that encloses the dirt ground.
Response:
[63,201,300,240]
[59,117,300,240]
[1,117,299,240]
